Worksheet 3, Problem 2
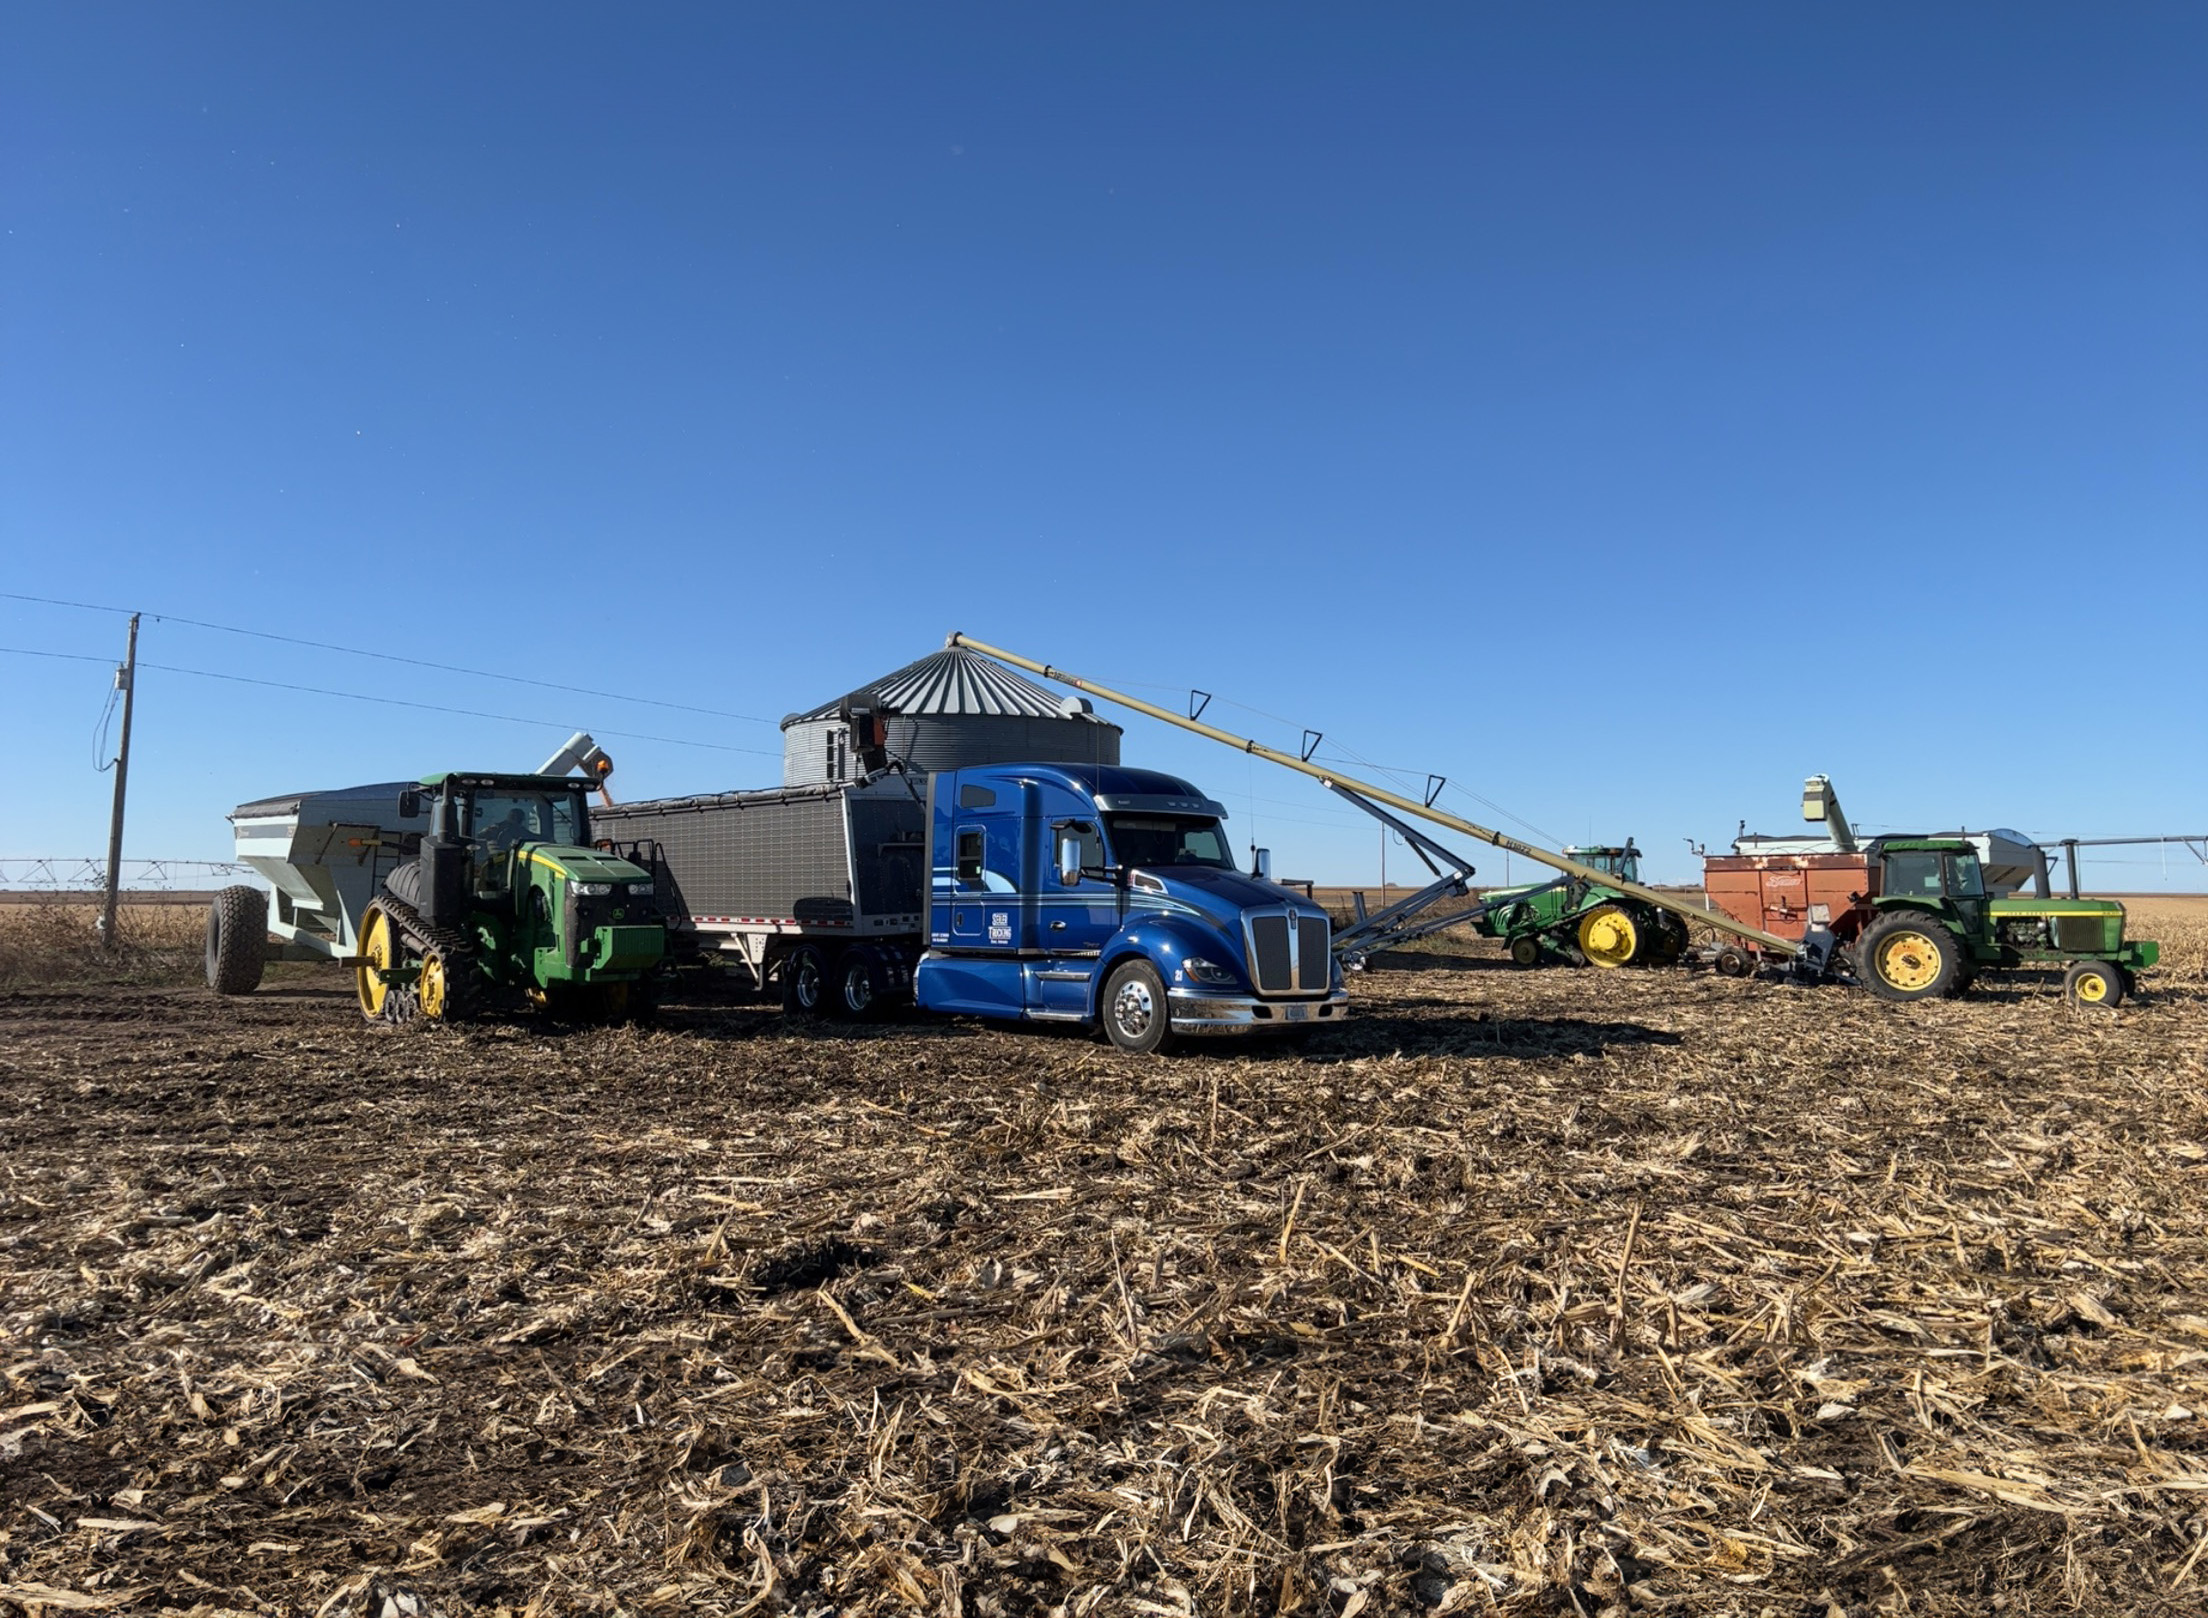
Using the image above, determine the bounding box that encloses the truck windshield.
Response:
[1104,816,1237,871]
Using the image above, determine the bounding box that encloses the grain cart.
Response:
[210,738,666,1021]
[1469,841,1690,968]
[1703,777,2159,1004]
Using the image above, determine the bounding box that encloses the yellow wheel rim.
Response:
[1874,930,1942,992]
[1578,908,1639,968]
[356,907,393,1019]
[2074,969,2110,1004]
[419,951,447,1020]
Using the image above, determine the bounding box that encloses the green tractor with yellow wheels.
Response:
[1472,841,1690,969]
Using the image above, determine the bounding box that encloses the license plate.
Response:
[1284,1003,1310,1022]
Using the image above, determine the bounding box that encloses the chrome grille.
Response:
[1250,914,1293,993]
[1244,906,1331,996]
[1298,915,1330,985]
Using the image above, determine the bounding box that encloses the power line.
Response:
[0,589,780,727]
[0,645,778,757]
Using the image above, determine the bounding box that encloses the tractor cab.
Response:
[1872,839,1988,939]
[1563,841,1641,884]
[403,773,594,899]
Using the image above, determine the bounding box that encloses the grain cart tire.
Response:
[2063,959,2126,1008]
[1713,944,1753,978]
[1507,934,1543,969]
[781,943,829,1018]
[834,947,884,1020]
[1857,913,1966,1002]
[205,885,267,996]
[1101,959,1174,1056]
[1576,904,1642,969]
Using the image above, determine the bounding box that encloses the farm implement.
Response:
[210,735,666,1022]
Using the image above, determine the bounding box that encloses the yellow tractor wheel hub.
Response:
[1578,908,1639,968]
[1873,930,1943,992]
[356,907,394,1020]
[2074,969,2111,1003]
[419,951,448,1020]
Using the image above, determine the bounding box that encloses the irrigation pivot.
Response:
[946,632,1802,958]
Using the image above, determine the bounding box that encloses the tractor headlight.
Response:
[627,881,654,897]
[1181,956,1236,986]
[573,881,614,896]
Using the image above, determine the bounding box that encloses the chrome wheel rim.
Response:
[844,965,873,1012]
[792,956,821,1009]
[1112,977,1155,1040]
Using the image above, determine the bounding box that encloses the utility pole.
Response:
[98,613,140,951]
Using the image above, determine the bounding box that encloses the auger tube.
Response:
[946,632,1801,958]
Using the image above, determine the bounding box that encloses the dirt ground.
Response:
[3,900,2205,1617]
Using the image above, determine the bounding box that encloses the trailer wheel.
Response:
[2064,959,2126,1008]
[1857,913,1965,1002]
[834,948,883,1020]
[782,943,829,1017]
[205,885,267,996]
[1507,934,1542,969]
[1101,960,1174,1055]
[1713,944,1753,978]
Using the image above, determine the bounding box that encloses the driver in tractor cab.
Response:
[472,803,536,895]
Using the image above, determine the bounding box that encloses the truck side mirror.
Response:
[1058,835,1083,887]
[1251,847,1272,880]
[398,789,422,820]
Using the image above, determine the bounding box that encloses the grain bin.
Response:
[780,644,1121,786]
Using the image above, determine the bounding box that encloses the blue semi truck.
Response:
[594,760,1349,1052]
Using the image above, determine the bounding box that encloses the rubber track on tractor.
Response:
[372,889,483,1024]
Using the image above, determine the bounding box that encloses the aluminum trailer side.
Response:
[592,776,928,1007]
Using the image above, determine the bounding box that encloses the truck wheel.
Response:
[1101,960,1174,1055]
[1507,934,1543,969]
[782,943,829,1017]
[2064,959,2126,1007]
[1576,904,1641,968]
[834,948,882,1020]
[205,885,267,995]
[1857,913,1965,1001]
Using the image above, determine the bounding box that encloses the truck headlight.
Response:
[1181,956,1235,986]
[573,881,614,896]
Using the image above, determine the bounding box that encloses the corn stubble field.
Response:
[3,900,2206,1618]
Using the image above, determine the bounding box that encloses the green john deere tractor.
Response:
[357,772,666,1023]
[1472,840,1690,969]
[1851,839,2158,1005]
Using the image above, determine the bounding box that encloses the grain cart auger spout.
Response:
[942,634,1801,962]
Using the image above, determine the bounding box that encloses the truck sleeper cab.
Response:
[915,763,1349,1052]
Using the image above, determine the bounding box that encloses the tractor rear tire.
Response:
[205,885,267,996]
[1101,960,1174,1056]
[782,943,829,1018]
[1857,913,1966,1002]
[2064,959,2126,1008]
[1576,904,1642,969]
[1507,934,1543,969]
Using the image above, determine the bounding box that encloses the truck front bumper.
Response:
[1167,988,1351,1037]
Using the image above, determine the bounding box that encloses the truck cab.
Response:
[915,763,1349,1052]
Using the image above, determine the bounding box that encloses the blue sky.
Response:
[4,4,2203,890]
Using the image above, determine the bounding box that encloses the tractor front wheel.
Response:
[1857,913,1966,1002]
[1577,904,1642,969]
[2064,959,2126,1008]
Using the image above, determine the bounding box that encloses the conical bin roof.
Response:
[780,646,1113,728]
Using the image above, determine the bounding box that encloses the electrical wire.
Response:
[0,589,780,727]
[0,645,779,757]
